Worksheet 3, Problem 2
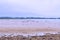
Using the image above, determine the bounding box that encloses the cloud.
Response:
[0,0,60,17]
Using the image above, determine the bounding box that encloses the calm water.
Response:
[0,19,60,28]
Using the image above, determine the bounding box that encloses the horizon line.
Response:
[0,17,60,19]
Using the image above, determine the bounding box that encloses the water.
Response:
[0,19,60,28]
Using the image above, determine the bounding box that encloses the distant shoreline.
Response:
[0,17,60,19]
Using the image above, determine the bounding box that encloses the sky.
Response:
[0,0,60,17]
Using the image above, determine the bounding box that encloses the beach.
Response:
[0,19,60,33]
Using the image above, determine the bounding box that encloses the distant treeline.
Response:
[0,17,60,19]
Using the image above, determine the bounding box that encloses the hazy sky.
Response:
[0,0,60,17]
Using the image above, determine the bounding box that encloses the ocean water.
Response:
[0,19,60,28]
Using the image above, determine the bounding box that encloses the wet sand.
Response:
[0,27,60,33]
